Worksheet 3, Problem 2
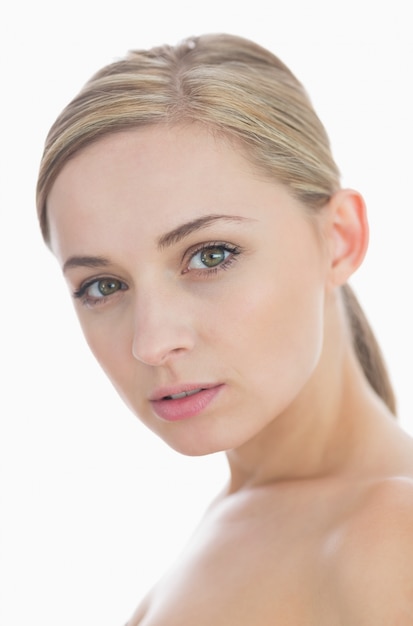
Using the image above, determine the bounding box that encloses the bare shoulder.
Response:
[329,476,413,624]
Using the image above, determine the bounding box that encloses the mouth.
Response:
[163,388,204,400]
[150,383,218,402]
[149,384,224,422]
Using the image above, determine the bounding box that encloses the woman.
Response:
[36,34,413,624]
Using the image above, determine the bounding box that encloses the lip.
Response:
[149,383,224,422]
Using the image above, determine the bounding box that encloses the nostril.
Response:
[132,333,194,366]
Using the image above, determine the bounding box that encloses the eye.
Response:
[183,242,243,276]
[188,246,230,270]
[87,278,123,298]
[73,277,127,305]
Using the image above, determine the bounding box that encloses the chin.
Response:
[145,420,238,457]
[156,432,231,457]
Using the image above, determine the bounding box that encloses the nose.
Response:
[131,289,195,367]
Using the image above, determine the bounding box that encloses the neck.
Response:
[225,292,387,492]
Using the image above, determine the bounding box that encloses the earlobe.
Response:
[327,189,369,287]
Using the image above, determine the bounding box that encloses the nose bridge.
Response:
[131,278,194,366]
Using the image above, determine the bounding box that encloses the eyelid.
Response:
[182,240,241,263]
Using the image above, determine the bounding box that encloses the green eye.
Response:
[200,247,226,268]
[73,276,128,305]
[185,242,240,274]
[96,278,122,296]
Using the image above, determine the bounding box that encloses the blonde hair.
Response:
[36,33,396,414]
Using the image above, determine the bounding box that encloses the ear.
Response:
[325,189,369,288]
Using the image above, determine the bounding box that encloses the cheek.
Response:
[77,313,134,384]
[213,262,326,396]
[83,323,149,419]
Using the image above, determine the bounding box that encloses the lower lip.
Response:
[150,385,224,422]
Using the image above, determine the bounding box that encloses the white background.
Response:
[1,1,412,624]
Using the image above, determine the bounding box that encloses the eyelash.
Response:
[72,241,242,307]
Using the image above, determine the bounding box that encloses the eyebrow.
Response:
[63,255,111,274]
[157,214,253,249]
[62,214,253,274]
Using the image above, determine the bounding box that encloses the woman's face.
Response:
[48,124,330,455]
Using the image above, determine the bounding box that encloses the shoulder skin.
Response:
[329,476,413,625]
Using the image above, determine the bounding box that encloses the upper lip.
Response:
[149,382,221,402]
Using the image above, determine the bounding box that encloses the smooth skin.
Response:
[48,124,413,624]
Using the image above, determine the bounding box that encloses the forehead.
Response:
[46,124,306,263]
[49,125,252,209]
[50,123,254,198]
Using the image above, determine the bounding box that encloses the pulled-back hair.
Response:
[36,33,396,414]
